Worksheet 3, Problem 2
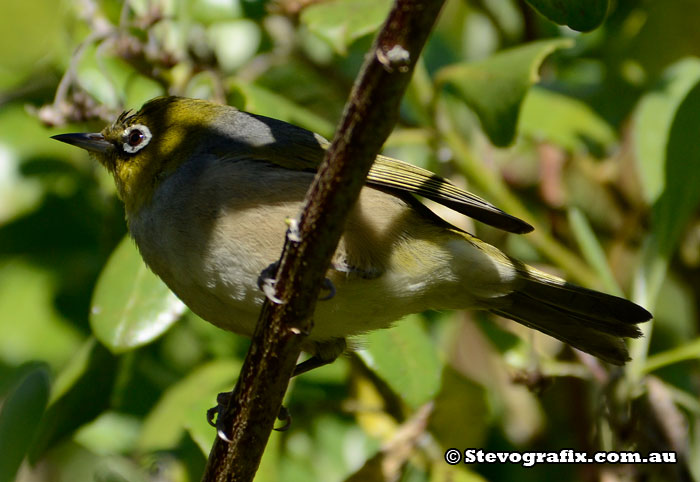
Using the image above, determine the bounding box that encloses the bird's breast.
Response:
[125,156,517,341]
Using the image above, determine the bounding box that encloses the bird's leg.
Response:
[207,391,235,442]
[258,262,337,302]
[297,338,347,375]
[257,261,283,304]
[207,392,293,437]
[274,340,346,431]
[292,355,334,376]
[209,338,347,440]
[318,277,336,301]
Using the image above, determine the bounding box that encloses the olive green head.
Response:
[52,96,234,214]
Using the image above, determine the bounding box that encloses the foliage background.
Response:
[1,0,699,480]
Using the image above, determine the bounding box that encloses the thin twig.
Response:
[200,1,446,481]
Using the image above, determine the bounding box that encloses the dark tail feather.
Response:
[490,277,652,365]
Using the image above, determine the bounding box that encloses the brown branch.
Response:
[200,1,446,480]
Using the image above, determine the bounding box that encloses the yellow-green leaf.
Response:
[357,316,442,409]
[140,359,241,451]
[649,68,700,258]
[0,367,50,482]
[634,58,700,205]
[428,367,489,450]
[525,0,608,32]
[91,236,186,353]
[229,81,335,139]
[520,87,616,153]
[437,39,572,147]
[300,0,392,55]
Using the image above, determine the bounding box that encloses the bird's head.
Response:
[53,96,232,214]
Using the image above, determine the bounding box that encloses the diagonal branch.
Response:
[201,1,446,480]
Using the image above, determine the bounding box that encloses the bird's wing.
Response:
[366,156,533,234]
[238,113,533,234]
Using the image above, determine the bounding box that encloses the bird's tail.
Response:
[489,264,651,365]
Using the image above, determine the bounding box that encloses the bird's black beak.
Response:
[51,132,111,153]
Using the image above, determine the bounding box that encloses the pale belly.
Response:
[126,158,515,343]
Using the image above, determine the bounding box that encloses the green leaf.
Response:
[0,260,83,368]
[0,367,50,482]
[139,359,241,451]
[428,366,489,450]
[650,73,700,258]
[49,338,107,404]
[356,316,442,409]
[524,0,609,32]
[73,412,141,455]
[188,0,243,24]
[77,44,164,110]
[430,462,488,482]
[634,58,700,205]
[567,207,622,296]
[0,362,46,398]
[437,39,572,147]
[277,415,376,482]
[229,81,336,139]
[520,87,616,154]
[30,339,118,461]
[628,61,700,370]
[653,274,697,343]
[253,61,346,122]
[0,0,65,91]
[644,337,700,374]
[91,236,186,353]
[300,0,392,55]
[45,443,151,482]
[208,20,261,73]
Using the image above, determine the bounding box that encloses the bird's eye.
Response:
[122,124,152,154]
[128,129,144,146]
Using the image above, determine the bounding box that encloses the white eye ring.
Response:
[122,124,152,153]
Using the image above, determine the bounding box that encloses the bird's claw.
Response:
[208,391,292,437]
[285,217,301,242]
[257,261,284,304]
[206,406,218,427]
[208,391,234,443]
[319,278,336,301]
[274,405,292,432]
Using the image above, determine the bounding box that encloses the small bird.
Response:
[53,96,651,370]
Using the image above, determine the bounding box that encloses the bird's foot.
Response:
[274,405,292,431]
[257,261,283,304]
[207,391,293,439]
[319,277,336,301]
[207,391,234,443]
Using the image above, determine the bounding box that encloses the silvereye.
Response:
[53,96,651,369]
